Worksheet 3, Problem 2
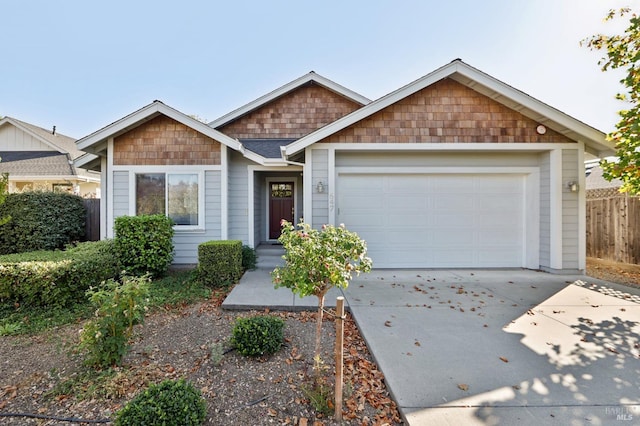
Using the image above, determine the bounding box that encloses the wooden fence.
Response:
[83,199,100,242]
[586,192,640,264]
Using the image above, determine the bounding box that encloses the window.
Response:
[135,173,199,227]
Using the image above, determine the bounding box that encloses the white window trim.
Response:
[127,167,208,232]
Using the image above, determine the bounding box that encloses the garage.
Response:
[337,172,531,268]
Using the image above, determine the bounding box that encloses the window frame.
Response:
[128,168,205,231]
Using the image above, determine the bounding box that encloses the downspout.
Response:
[280,146,305,166]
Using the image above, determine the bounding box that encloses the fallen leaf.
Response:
[414,341,421,347]
[499,356,509,363]
[384,320,392,327]
[267,408,277,417]
[458,383,469,391]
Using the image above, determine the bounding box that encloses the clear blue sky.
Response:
[0,0,635,139]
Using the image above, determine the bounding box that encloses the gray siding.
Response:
[538,152,551,268]
[311,149,329,227]
[112,171,130,219]
[228,151,250,243]
[562,149,580,269]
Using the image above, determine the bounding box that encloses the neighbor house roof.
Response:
[208,71,371,129]
[586,164,622,190]
[0,151,74,176]
[76,100,243,156]
[284,59,615,158]
[0,117,99,181]
[0,116,84,160]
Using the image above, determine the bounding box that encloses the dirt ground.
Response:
[0,296,401,425]
[586,257,640,289]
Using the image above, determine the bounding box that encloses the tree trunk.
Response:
[314,293,325,362]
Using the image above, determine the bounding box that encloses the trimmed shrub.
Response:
[231,315,285,356]
[79,275,150,368]
[241,245,257,271]
[197,240,242,287]
[114,379,207,426]
[114,215,174,278]
[0,192,85,255]
[0,240,120,308]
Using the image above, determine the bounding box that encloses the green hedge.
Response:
[0,192,86,255]
[114,215,174,278]
[197,240,242,287]
[0,240,120,308]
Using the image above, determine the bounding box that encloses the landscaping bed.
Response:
[0,281,401,425]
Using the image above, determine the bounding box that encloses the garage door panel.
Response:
[337,173,526,268]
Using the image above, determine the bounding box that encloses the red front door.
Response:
[269,182,294,239]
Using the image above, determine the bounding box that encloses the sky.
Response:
[0,0,637,139]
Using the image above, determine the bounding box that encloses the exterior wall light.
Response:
[567,181,578,192]
[316,181,325,193]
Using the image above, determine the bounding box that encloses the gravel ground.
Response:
[0,294,401,425]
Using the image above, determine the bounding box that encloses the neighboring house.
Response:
[76,60,614,272]
[585,160,623,198]
[0,117,100,197]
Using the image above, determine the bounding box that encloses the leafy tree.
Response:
[272,220,372,362]
[0,159,9,226]
[583,7,640,194]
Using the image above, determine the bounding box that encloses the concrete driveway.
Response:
[223,262,640,425]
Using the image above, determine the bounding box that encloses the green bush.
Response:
[231,315,285,356]
[0,192,86,254]
[0,240,120,308]
[241,245,257,271]
[114,215,174,278]
[197,240,242,287]
[114,379,207,426]
[79,275,150,368]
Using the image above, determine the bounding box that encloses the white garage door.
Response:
[337,173,526,268]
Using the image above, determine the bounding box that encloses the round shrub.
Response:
[231,315,285,356]
[0,191,85,254]
[115,379,207,426]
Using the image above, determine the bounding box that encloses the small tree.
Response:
[272,220,372,361]
[583,7,640,194]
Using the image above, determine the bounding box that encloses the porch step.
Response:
[255,244,285,269]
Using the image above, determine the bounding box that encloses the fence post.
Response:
[335,296,345,421]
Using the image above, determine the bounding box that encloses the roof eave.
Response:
[76,101,244,154]
[285,60,614,157]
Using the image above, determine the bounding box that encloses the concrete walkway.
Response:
[223,248,640,425]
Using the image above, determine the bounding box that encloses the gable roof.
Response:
[208,71,371,129]
[0,116,83,159]
[76,100,243,156]
[284,59,614,158]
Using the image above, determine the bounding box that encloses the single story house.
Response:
[0,117,100,197]
[76,59,614,272]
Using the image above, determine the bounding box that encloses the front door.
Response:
[269,182,294,239]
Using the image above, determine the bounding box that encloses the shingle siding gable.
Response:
[322,79,576,144]
[113,115,222,166]
[218,83,361,139]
